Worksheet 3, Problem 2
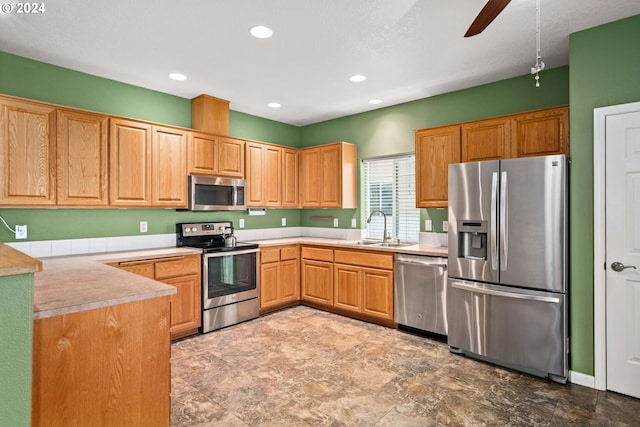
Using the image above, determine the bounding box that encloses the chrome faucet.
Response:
[367,209,391,243]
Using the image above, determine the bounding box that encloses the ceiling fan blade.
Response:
[464,0,511,37]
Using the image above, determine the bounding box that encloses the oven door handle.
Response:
[203,248,260,258]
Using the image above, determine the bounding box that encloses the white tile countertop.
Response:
[33,247,200,320]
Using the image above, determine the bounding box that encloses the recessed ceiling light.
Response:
[267,102,281,108]
[169,73,187,81]
[369,99,383,105]
[249,25,273,39]
[349,74,367,83]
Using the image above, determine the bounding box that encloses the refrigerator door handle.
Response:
[490,172,499,271]
[451,282,561,304]
[500,171,508,270]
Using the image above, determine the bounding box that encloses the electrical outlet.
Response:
[239,219,245,228]
[140,221,148,233]
[425,220,433,231]
[15,225,27,239]
[281,218,286,227]
[333,218,339,227]
[443,221,449,232]
[351,218,357,228]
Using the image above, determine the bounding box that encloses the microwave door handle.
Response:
[490,172,498,271]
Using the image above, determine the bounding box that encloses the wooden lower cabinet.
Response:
[333,249,394,321]
[109,254,201,339]
[32,296,171,427]
[301,247,334,305]
[260,245,300,312]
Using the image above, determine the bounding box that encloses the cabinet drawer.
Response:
[301,246,334,262]
[334,250,393,270]
[117,262,155,279]
[155,255,201,280]
[280,245,298,261]
[261,247,281,263]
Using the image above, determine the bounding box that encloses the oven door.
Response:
[202,248,259,309]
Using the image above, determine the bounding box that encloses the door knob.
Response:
[611,262,637,272]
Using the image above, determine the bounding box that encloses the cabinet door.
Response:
[260,262,280,309]
[57,109,108,206]
[511,106,569,157]
[415,125,461,208]
[109,118,152,206]
[218,136,244,177]
[0,97,56,205]
[282,148,299,207]
[163,273,201,336]
[264,145,282,206]
[300,148,320,207]
[280,258,300,302]
[301,259,333,305]
[188,132,218,175]
[361,267,394,320]
[152,126,188,207]
[320,144,341,207]
[461,118,511,162]
[334,263,361,312]
[245,142,265,206]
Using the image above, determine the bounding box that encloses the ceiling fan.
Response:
[465,0,511,37]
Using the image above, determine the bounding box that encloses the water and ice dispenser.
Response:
[456,220,488,260]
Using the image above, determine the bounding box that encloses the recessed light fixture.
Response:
[249,25,273,39]
[267,102,281,108]
[169,73,187,81]
[369,99,383,105]
[349,74,367,83]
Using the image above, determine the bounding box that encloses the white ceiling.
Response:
[1,1,640,126]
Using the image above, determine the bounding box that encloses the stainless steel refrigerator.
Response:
[447,154,568,383]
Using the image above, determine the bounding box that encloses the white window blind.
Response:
[363,155,419,242]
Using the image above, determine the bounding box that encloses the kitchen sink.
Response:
[345,240,415,248]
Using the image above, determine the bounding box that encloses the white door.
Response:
[606,110,640,398]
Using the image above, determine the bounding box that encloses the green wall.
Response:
[0,273,33,427]
[567,14,640,375]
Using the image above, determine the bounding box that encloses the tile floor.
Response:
[171,306,640,426]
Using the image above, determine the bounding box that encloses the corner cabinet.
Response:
[300,142,357,208]
[0,97,57,206]
[109,254,201,340]
[109,119,188,208]
[415,125,461,208]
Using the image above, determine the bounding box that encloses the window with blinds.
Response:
[363,155,420,242]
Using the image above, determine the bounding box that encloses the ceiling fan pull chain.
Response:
[531,0,545,87]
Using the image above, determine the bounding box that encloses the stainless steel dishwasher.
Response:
[394,253,448,336]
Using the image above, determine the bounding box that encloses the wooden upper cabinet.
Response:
[56,109,109,206]
[188,132,218,175]
[152,125,188,207]
[415,125,461,208]
[461,117,511,162]
[246,141,284,208]
[300,142,357,208]
[282,148,299,208]
[218,136,245,178]
[511,106,569,157]
[0,97,56,205]
[191,94,230,136]
[246,142,266,206]
[109,118,153,206]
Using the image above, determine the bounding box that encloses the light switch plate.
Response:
[15,225,27,239]
[140,221,148,233]
[281,218,286,226]
[443,221,449,232]
[239,219,245,228]
[425,220,433,231]
[351,218,357,228]
[333,218,339,227]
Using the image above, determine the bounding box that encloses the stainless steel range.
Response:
[177,221,260,333]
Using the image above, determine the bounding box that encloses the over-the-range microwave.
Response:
[187,175,246,211]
